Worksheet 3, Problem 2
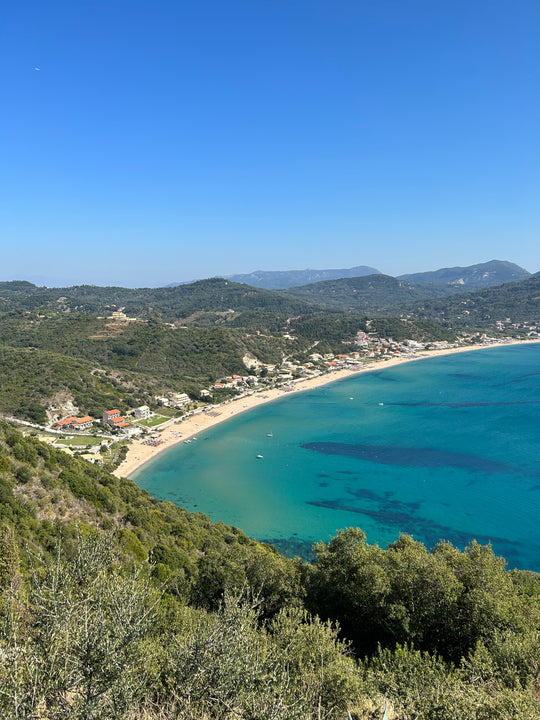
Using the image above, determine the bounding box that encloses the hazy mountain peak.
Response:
[397,260,530,288]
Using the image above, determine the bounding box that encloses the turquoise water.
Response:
[134,344,540,570]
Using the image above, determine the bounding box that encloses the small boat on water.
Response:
[256,454,264,459]
[266,433,273,437]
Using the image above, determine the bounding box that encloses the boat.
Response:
[256,454,264,459]
[266,433,273,437]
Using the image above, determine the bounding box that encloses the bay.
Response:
[134,343,540,570]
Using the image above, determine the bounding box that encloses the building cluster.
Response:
[54,415,94,431]
[211,375,258,391]
[156,393,191,409]
[102,409,129,430]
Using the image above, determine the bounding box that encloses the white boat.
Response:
[256,454,264,459]
[267,433,273,437]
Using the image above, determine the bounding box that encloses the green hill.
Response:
[282,274,454,313]
[0,277,317,320]
[407,274,540,328]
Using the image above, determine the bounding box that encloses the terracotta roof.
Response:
[105,409,120,415]
[57,416,76,426]
[74,416,93,424]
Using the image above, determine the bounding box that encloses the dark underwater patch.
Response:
[302,441,514,474]
[306,499,523,556]
[260,537,315,561]
[369,371,398,382]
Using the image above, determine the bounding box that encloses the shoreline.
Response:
[114,339,538,479]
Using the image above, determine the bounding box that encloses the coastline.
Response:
[114,339,538,479]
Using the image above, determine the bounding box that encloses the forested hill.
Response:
[398,259,531,288]
[281,274,455,313]
[407,274,540,327]
[1,421,540,718]
[0,277,317,320]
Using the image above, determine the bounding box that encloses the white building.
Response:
[134,405,151,420]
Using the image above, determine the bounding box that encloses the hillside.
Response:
[282,274,454,313]
[0,277,317,320]
[1,421,539,718]
[0,312,296,422]
[407,274,540,328]
[398,259,531,288]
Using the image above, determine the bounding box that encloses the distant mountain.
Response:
[219,265,382,290]
[398,260,530,289]
[282,274,453,314]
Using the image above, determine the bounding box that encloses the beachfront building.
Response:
[172,393,190,407]
[134,405,151,420]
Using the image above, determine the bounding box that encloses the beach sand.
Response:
[114,340,536,479]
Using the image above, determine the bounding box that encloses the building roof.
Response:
[105,409,120,415]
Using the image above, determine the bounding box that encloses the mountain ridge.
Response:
[398,259,530,288]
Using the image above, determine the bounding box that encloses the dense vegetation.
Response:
[0,312,295,419]
[0,278,316,321]
[407,275,540,328]
[281,274,455,313]
[1,422,539,718]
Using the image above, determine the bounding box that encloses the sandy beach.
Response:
[114,339,537,479]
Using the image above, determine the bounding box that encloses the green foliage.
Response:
[306,529,540,664]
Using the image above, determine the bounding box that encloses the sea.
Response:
[133,343,540,571]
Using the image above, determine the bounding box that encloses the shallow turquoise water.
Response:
[134,344,540,570]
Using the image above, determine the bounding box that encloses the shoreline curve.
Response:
[114,339,539,480]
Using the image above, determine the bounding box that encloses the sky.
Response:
[1,0,539,287]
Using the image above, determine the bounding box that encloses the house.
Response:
[173,393,190,407]
[103,409,121,423]
[103,409,129,429]
[110,417,129,430]
[134,405,151,420]
[55,415,94,431]
[70,415,94,431]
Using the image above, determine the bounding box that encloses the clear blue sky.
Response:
[1,0,538,287]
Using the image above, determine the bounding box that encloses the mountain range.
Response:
[222,265,381,289]
[166,259,531,291]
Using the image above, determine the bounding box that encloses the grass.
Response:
[55,435,104,447]
[136,415,170,427]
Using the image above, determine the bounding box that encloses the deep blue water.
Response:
[134,344,540,570]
